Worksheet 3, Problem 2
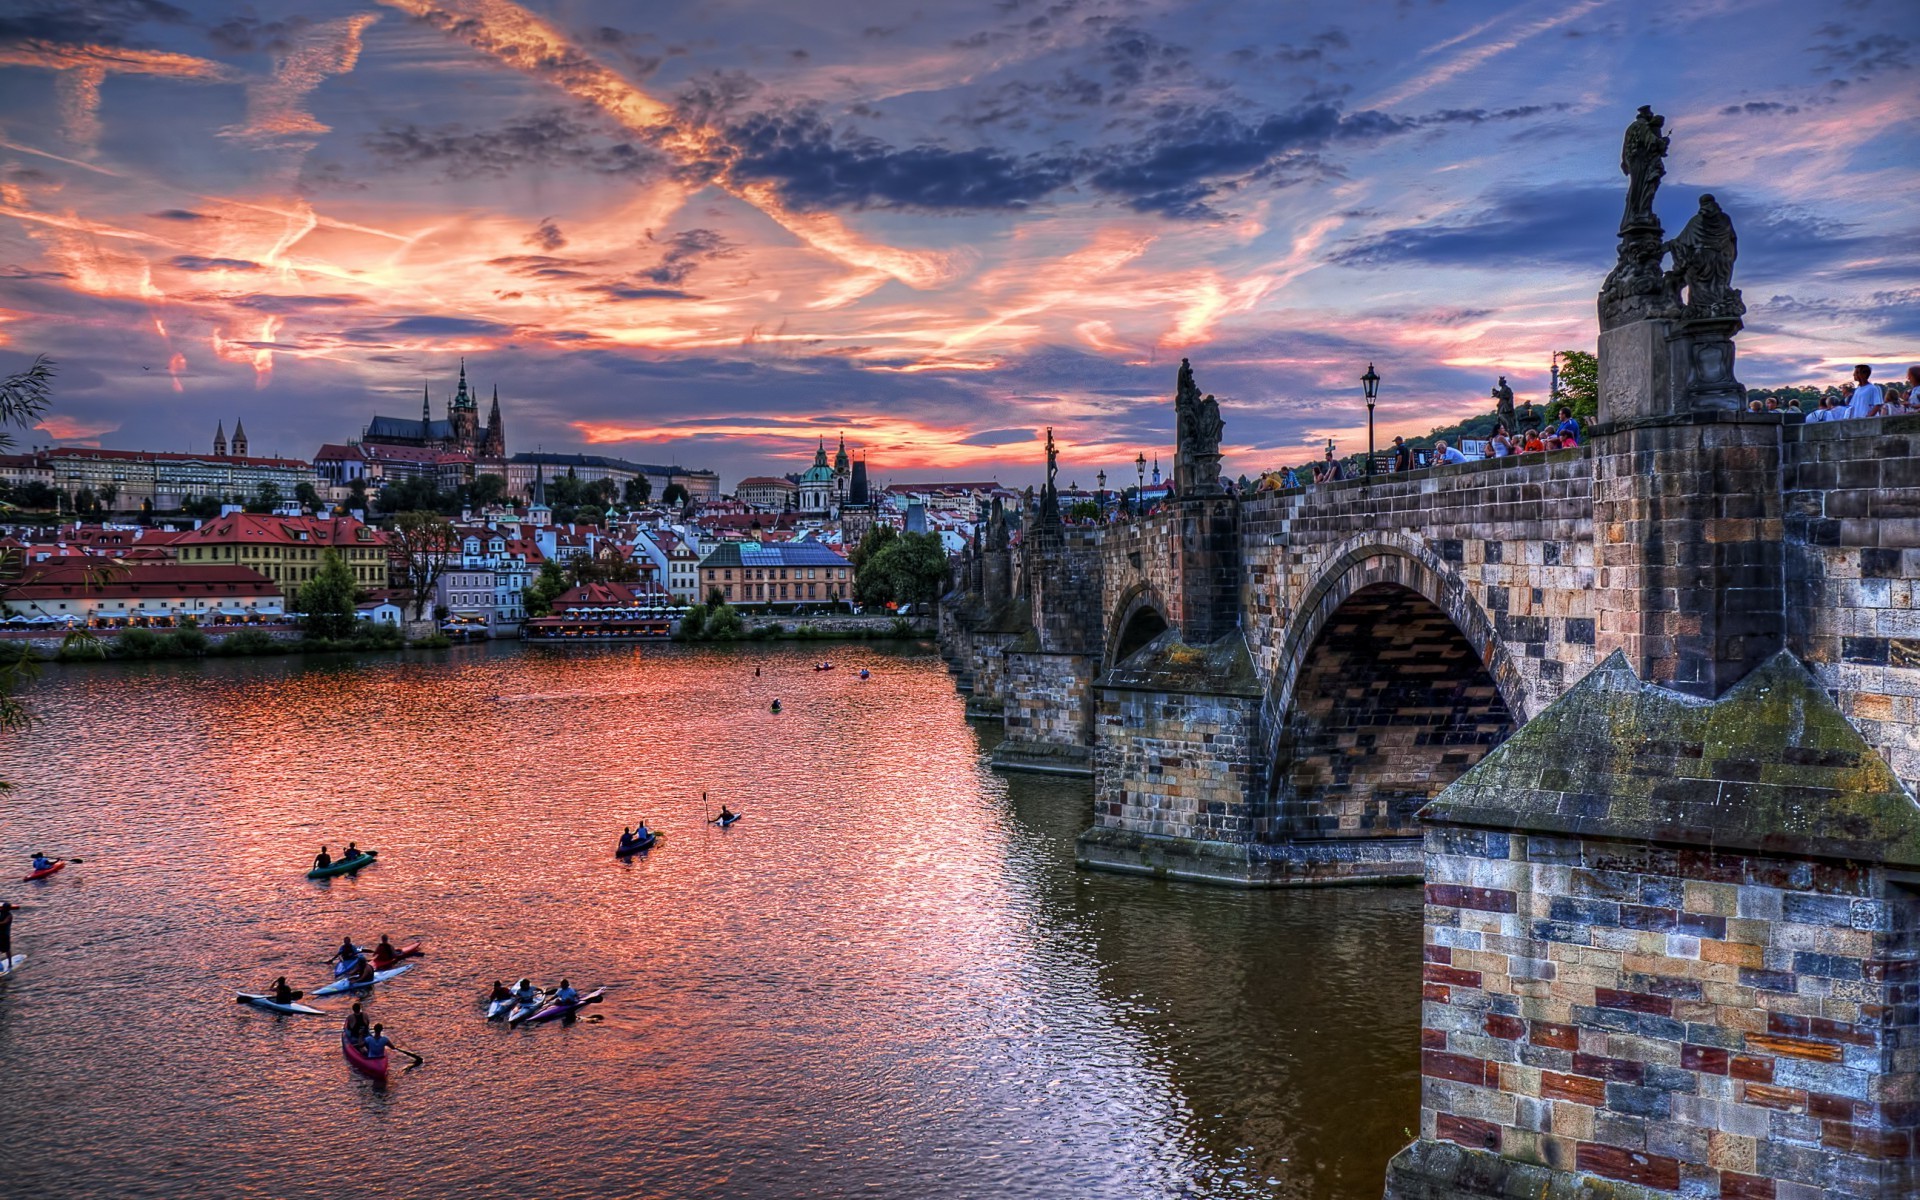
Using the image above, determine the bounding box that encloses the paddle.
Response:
[398,1047,424,1067]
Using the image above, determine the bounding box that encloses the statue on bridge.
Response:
[1491,376,1516,429]
[1600,105,1673,331]
[1174,358,1225,496]
[1664,194,1743,320]
[1619,104,1669,232]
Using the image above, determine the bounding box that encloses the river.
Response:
[0,641,1418,1199]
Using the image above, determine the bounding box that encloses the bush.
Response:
[889,616,916,640]
[676,603,708,642]
[408,633,453,650]
[115,627,161,658]
[56,636,109,663]
[170,627,209,656]
[213,629,284,656]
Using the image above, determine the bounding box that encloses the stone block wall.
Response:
[1784,413,1920,798]
[1239,450,1597,724]
[1408,828,1917,1199]
[993,648,1096,773]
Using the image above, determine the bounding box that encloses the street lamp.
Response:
[1361,362,1380,477]
[1096,469,1106,513]
[1135,452,1146,515]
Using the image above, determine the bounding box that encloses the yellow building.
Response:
[173,513,388,593]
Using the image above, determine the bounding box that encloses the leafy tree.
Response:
[388,510,458,620]
[294,481,322,511]
[705,584,727,607]
[1557,349,1599,422]
[661,482,689,507]
[99,482,121,511]
[345,477,369,512]
[584,477,618,507]
[14,480,57,511]
[857,531,950,609]
[298,548,361,640]
[245,481,283,513]
[378,474,447,514]
[73,486,100,515]
[0,355,57,783]
[180,494,223,519]
[466,472,508,509]
[523,559,568,617]
[624,475,652,506]
[1067,499,1100,521]
[849,521,897,576]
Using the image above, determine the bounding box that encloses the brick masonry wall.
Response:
[1785,414,1920,798]
[1415,827,1918,1200]
[995,649,1096,768]
[1093,682,1261,843]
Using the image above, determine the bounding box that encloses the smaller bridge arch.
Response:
[1105,582,1173,671]
[1261,535,1525,848]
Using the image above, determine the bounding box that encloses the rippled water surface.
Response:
[0,642,1418,1198]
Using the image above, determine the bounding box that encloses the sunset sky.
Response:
[0,0,1914,487]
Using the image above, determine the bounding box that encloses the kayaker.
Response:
[361,1023,399,1061]
[512,978,540,1006]
[488,980,511,1004]
[30,853,53,873]
[372,935,397,964]
[718,805,738,823]
[632,822,651,842]
[269,976,302,1006]
[554,979,579,1006]
[313,846,331,871]
[343,842,361,861]
[344,956,375,986]
[344,1002,370,1047]
[0,901,12,962]
[331,936,360,966]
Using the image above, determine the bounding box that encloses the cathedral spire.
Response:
[231,418,247,458]
[422,382,432,437]
[452,358,473,409]
[213,420,226,457]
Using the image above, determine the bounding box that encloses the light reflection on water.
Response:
[0,642,1417,1198]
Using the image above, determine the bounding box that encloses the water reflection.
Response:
[0,643,1416,1198]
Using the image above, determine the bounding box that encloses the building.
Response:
[172,513,388,593]
[433,526,540,635]
[735,476,797,512]
[797,439,838,516]
[697,541,852,607]
[0,452,53,493]
[42,447,320,513]
[5,561,284,628]
[502,453,720,505]
[839,458,877,548]
[521,580,677,641]
[362,361,506,458]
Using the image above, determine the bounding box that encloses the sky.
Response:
[0,0,1914,489]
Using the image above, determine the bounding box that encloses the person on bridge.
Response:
[1435,440,1470,466]
[1554,407,1583,446]
[1844,365,1883,420]
[1389,437,1413,473]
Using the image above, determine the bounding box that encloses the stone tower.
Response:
[448,359,478,452]
[230,419,247,458]
[212,421,226,457]
[839,455,875,546]
[481,385,506,458]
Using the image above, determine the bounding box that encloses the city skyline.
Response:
[0,0,1914,486]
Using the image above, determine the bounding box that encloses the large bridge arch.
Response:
[1261,536,1524,845]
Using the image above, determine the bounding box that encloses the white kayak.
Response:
[0,954,23,976]
[237,992,326,1016]
[312,963,413,997]
[505,994,553,1025]
[487,995,518,1020]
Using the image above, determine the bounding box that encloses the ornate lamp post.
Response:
[1135,452,1146,515]
[1361,362,1380,477]
[1096,469,1106,514]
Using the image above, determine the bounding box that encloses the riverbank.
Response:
[4,624,452,663]
[677,607,934,643]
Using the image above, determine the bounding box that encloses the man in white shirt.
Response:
[1435,440,1470,465]
[1846,364,1884,419]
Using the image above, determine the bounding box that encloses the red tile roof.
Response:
[13,561,280,600]
[44,446,312,470]
[175,513,388,548]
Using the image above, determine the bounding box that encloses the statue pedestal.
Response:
[1671,314,1745,411]
[1596,314,1745,423]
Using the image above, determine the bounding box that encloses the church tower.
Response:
[231,419,247,458]
[448,359,479,453]
[481,385,506,458]
[839,455,875,546]
[834,431,851,505]
[213,421,227,457]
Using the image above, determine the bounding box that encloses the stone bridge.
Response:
[945,406,1919,889]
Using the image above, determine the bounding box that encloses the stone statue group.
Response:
[1613,105,1741,321]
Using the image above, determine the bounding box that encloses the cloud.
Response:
[0,0,187,47]
[169,255,261,271]
[233,294,369,313]
[1331,184,1620,269]
[639,228,735,285]
[1720,101,1802,116]
[958,427,1038,446]
[525,218,567,251]
[363,109,666,180]
[371,315,515,336]
[149,208,209,221]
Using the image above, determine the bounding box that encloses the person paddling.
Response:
[553,979,579,1006]
[344,1001,370,1048]
[0,901,13,965]
[371,935,398,967]
[511,978,540,1007]
[488,980,511,1005]
[343,956,375,986]
[30,853,53,873]
[331,936,360,967]
[313,846,332,871]
[718,805,738,823]
[343,842,361,861]
[269,976,302,1006]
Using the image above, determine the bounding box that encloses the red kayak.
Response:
[341,1032,389,1080]
[368,941,424,971]
[24,860,64,882]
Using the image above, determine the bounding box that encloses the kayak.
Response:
[369,941,424,971]
[24,860,64,882]
[237,992,325,1016]
[526,988,604,1024]
[313,963,413,997]
[487,994,520,1020]
[341,1032,389,1080]
[615,832,658,856]
[0,954,23,976]
[505,994,552,1025]
[308,851,376,879]
[711,813,743,828]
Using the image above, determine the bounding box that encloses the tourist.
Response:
[489,980,512,1005]
[1845,365,1883,420]
[1763,396,1782,413]
[331,935,360,967]
[1807,395,1839,423]
[512,978,540,1007]
[313,846,331,871]
[553,979,579,1006]
[1522,429,1546,453]
[1746,398,1765,413]
[361,1023,398,1061]
[344,1001,370,1048]
[1389,437,1413,472]
[1555,407,1582,446]
[1435,440,1469,466]
[1489,427,1513,457]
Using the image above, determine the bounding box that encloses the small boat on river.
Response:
[307,850,376,879]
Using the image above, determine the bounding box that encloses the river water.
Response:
[0,642,1418,1199]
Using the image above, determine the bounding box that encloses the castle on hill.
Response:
[362,360,505,458]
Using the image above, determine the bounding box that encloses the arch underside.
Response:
[1111,605,1170,667]
[1269,581,1515,842]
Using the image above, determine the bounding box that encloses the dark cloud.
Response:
[1809,24,1911,81]
[958,427,1038,447]
[525,218,567,251]
[1720,101,1802,116]
[587,284,699,302]
[169,255,260,272]
[1332,184,1621,270]
[364,316,514,337]
[487,255,591,280]
[205,14,311,54]
[639,228,736,285]
[232,294,369,313]
[149,209,209,221]
[363,109,664,181]
[0,0,185,46]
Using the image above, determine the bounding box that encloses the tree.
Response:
[378,474,446,514]
[345,477,369,512]
[661,482,689,507]
[849,521,897,576]
[1557,349,1599,422]
[99,482,121,511]
[298,548,360,639]
[466,473,507,509]
[624,475,652,506]
[705,584,727,607]
[246,481,283,513]
[388,511,458,620]
[524,559,568,617]
[0,355,56,779]
[73,487,100,515]
[294,481,322,512]
[858,531,950,609]
[1067,499,1100,522]
[180,494,222,519]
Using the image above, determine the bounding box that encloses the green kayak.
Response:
[307,850,377,879]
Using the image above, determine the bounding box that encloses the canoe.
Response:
[369,941,423,971]
[307,851,376,879]
[0,954,23,976]
[237,992,325,1016]
[526,988,604,1024]
[24,860,64,882]
[341,1032,388,1080]
[615,832,658,856]
[313,962,413,997]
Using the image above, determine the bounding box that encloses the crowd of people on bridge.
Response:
[1769,364,1918,422]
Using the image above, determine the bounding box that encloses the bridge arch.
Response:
[1105,582,1172,671]
[1261,534,1524,841]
